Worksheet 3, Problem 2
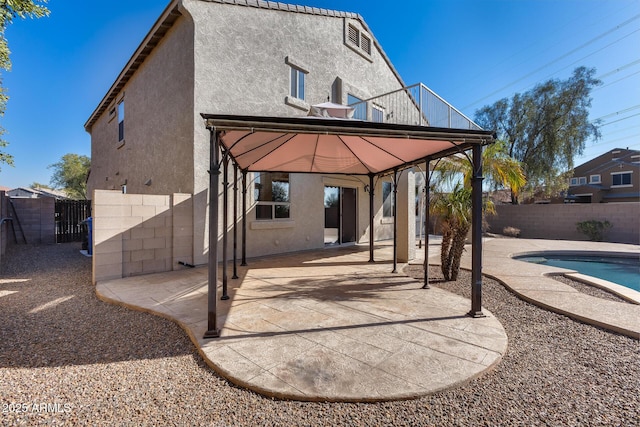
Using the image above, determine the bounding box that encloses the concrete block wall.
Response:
[9,197,55,244]
[487,202,640,244]
[92,190,193,284]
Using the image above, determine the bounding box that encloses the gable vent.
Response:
[361,33,371,54]
[348,24,359,46]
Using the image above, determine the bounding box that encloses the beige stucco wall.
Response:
[186,1,415,263]
[87,13,195,197]
[88,1,419,269]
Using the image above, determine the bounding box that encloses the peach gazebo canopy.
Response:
[203,114,494,175]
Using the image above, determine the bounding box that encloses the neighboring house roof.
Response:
[84,0,406,131]
[572,147,640,175]
[8,187,69,199]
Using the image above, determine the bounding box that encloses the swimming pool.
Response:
[514,253,640,292]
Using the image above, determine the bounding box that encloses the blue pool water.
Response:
[515,254,640,291]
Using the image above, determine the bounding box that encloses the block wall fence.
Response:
[92,190,193,284]
[7,197,56,245]
[487,202,639,244]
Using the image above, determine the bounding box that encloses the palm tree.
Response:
[432,184,471,281]
[431,141,525,281]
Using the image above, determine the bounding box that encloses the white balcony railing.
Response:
[347,83,482,131]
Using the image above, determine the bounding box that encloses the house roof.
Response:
[84,0,406,131]
[573,148,640,175]
[202,114,495,175]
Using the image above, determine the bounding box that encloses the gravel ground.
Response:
[1,243,638,426]
[551,275,632,303]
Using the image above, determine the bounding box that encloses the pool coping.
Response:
[414,238,640,340]
[512,250,640,305]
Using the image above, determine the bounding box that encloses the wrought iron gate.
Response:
[55,199,91,243]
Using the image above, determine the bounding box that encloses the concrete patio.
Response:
[96,237,639,402]
[96,243,507,402]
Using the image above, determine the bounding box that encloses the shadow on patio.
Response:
[97,243,508,402]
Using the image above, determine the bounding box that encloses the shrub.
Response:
[576,220,612,241]
[503,226,521,237]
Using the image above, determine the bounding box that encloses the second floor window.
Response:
[117,99,125,142]
[290,66,305,100]
[254,172,290,220]
[372,105,384,123]
[348,94,366,121]
[612,171,632,187]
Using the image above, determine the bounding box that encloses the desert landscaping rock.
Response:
[1,243,638,426]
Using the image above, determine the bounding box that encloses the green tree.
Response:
[49,154,91,200]
[431,143,525,281]
[474,67,600,202]
[0,0,49,171]
[30,181,52,189]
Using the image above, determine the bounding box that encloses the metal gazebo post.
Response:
[368,173,375,263]
[204,127,221,339]
[392,168,398,274]
[422,158,431,289]
[221,150,230,300]
[469,143,485,317]
[241,170,248,266]
[232,163,239,280]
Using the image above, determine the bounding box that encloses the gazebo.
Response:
[200,113,495,338]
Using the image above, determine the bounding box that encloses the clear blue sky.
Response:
[1,0,638,189]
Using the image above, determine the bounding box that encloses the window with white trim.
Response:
[254,172,290,220]
[570,177,586,186]
[589,174,601,184]
[611,171,632,187]
[290,66,306,101]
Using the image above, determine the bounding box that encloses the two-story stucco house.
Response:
[85,0,481,281]
[566,148,640,203]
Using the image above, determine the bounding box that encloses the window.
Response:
[570,177,586,186]
[117,99,125,142]
[290,66,306,101]
[348,94,366,120]
[372,104,384,123]
[382,181,394,218]
[590,174,601,184]
[611,171,632,187]
[254,172,290,220]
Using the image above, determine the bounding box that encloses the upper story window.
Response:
[382,181,394,218]
[290,66,306,101]
[284,56,310,111]
[348,94,366,120]
[589,174,601,184]
[569,177,586,186]
[611,171,632,187]
[345,21,373,61]
[117,99,125,142]
[372,104,384,123]
[254,172,290,220]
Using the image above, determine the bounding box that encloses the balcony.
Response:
[347,83,482,131]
